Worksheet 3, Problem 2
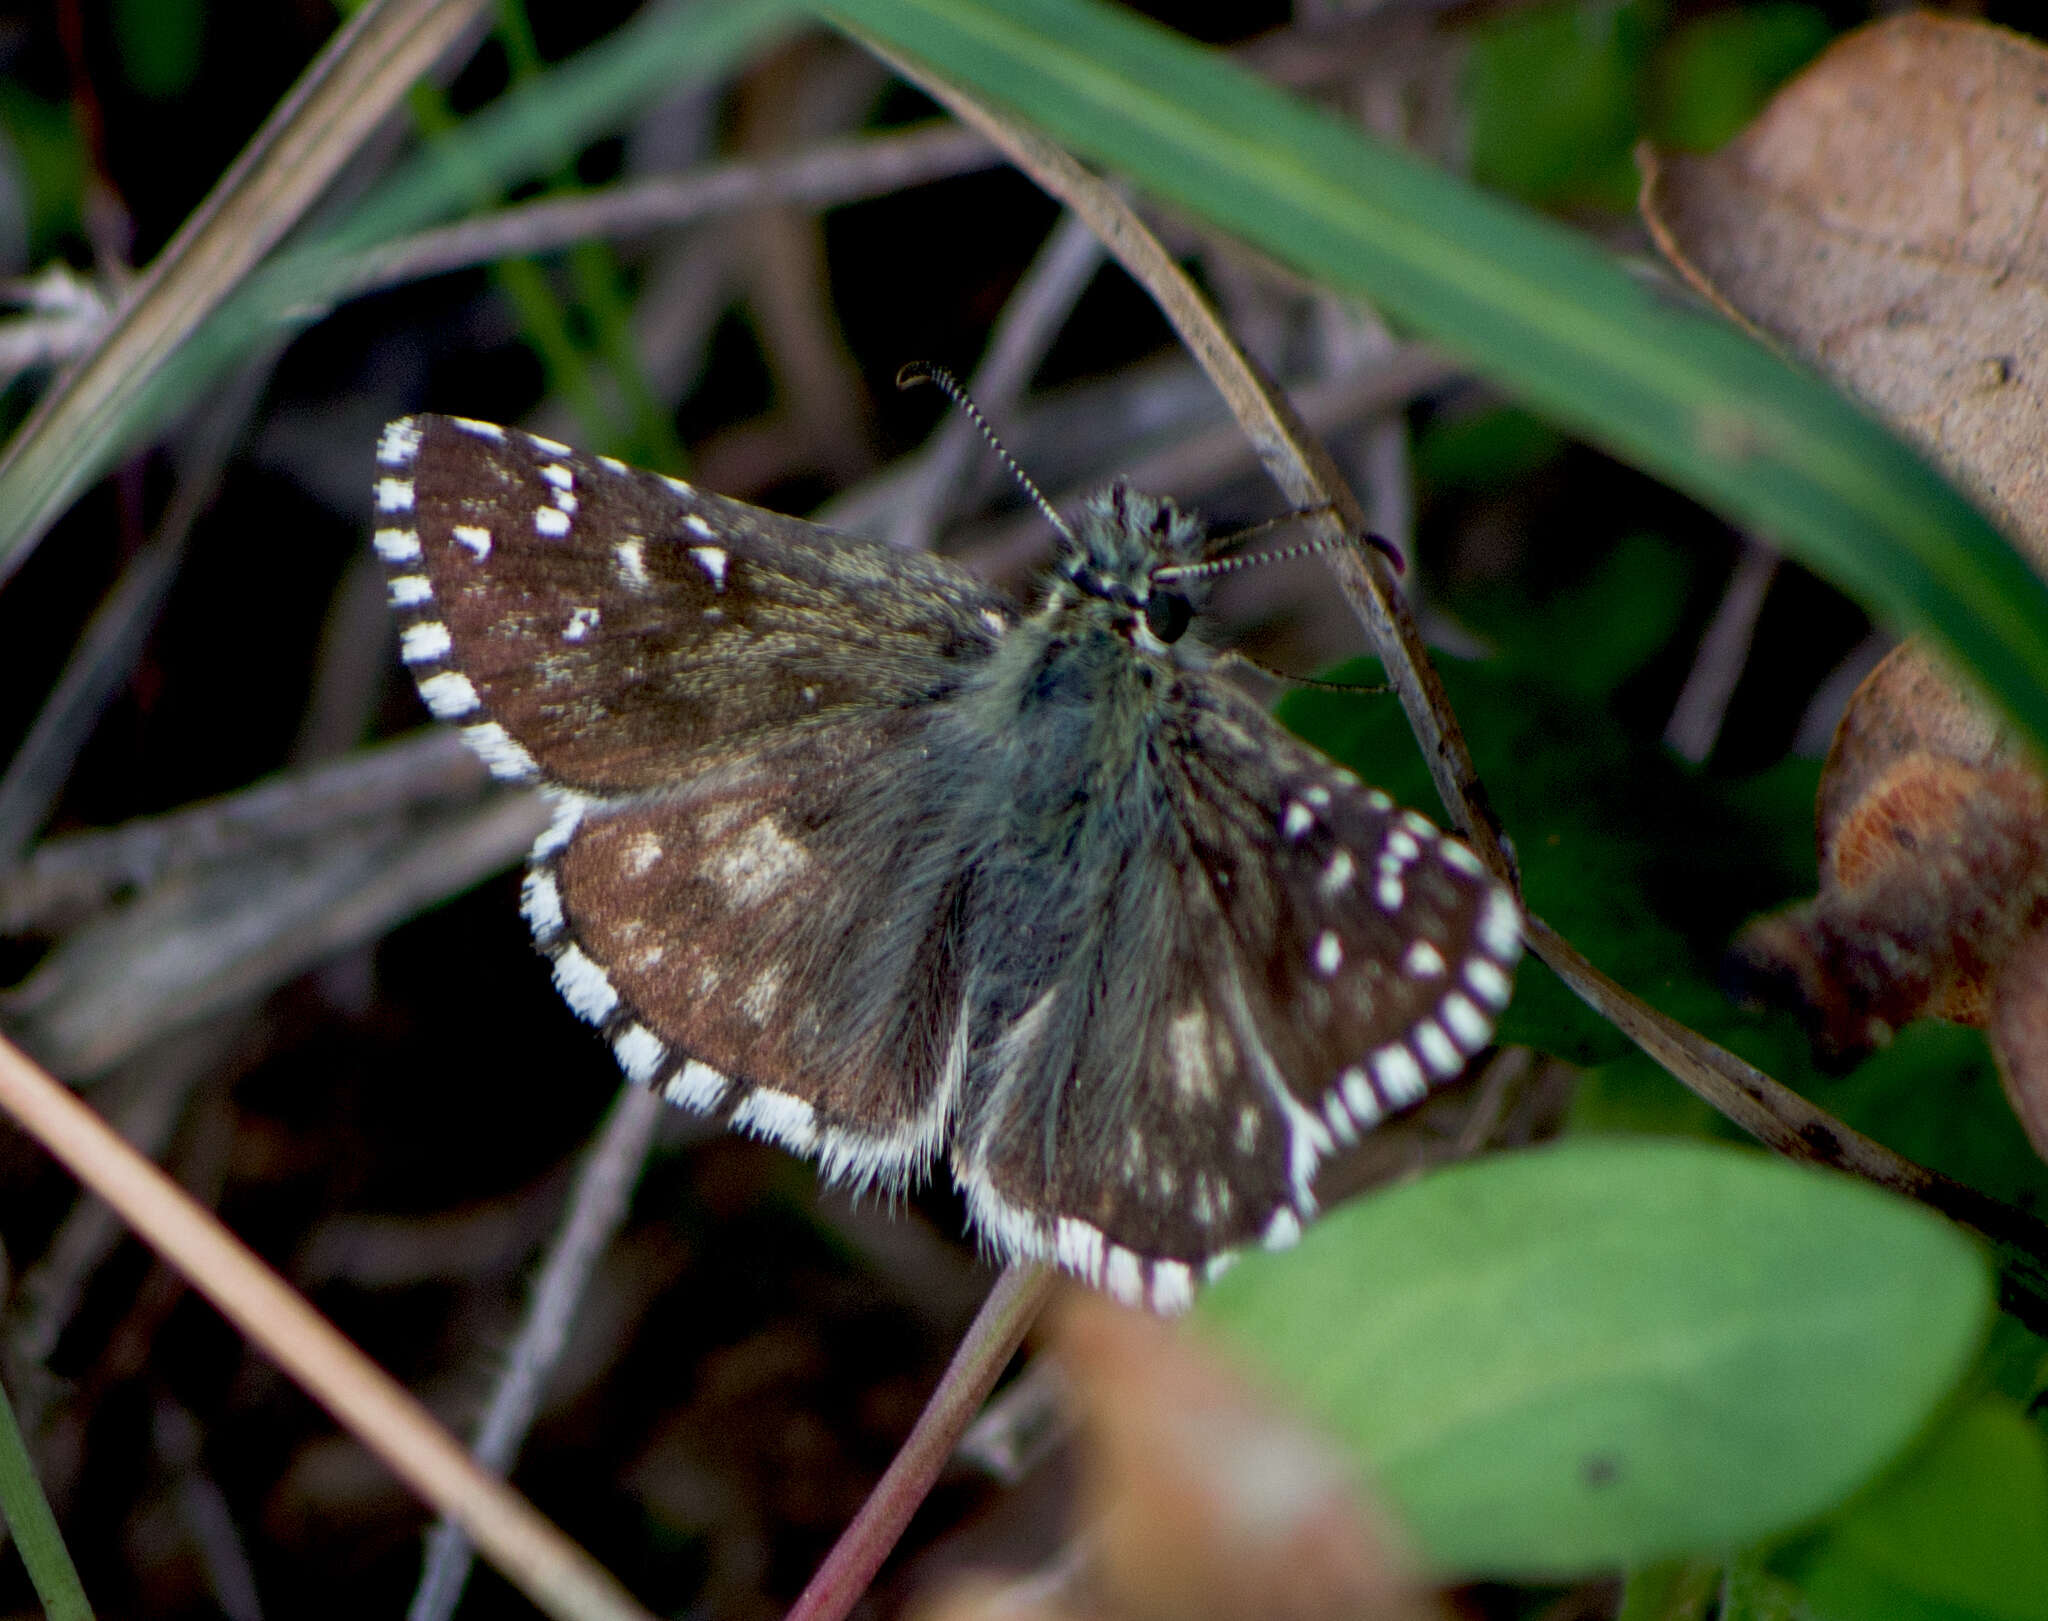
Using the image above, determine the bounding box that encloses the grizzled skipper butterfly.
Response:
[372,376,1520,1312]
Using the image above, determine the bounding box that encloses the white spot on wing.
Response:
[1443,991,1492,1051]
[374,527,421,563]
[1415,1021,1463,1077]
[664,1060,727,1111]
[733,1090,818,1153]
[660,474,695,497]
[1323,1091,1356,1146]
[1340,1067,1383,1127]
[563,605,600,642]
[1318,849,1355,897]
[1372,1045,1426,1106]
[551,944,619,1023]
[520,870,564,936]
[535,506,571,537]
[1441,840,1486,877]
[462,721,538,779]
[623,831,663,875]
[531,792,587,859]
[1262,1208,1302,1250]
[740,965,782,1023]
[1482,890,1524,961]
[689,545,729,589]
[1404,940,1446,978]
[452,524,492,559]
[1167,1007,1216,1102]
[1283,801,1314,838]
[375,477,414,512]
[1150,1260,1195,1315]
[387,574,431,607]
[685,514,716,539]
[400,621,451,663]
[1314,930,1343,976]
[453,417,506,440]
[613,1024,666,1084]
[1466,958,1513,1009]
[1104,1247,1144,1307]
[1377,875,1404,911]
[416,670,480,718]
[540,463,573,490]
[377,419,421,466]
[709,817,810,908]
[526,432,571,457]
[614,539,650,589]
[1056,1217,1106,1284]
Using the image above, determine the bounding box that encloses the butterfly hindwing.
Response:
[524,707,980,1191]
[949,675,1520,1312]
[375,414,1013,792]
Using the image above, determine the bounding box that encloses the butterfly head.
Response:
[1057,479,1210,654]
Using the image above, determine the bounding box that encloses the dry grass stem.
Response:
[0,0,491,583]
[0,1031,657,1621]
[409,1083,666,1621]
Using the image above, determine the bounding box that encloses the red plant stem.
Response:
[786,1262,1057,1621]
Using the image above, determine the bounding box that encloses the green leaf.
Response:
[1469,0,1664,211]
[1651,4,1833,154]
[1773,1397,2048,1621]
[0,1371,91,1621]
[113,0,205,100]
[1198,1138,1991,1577]
[821,0,2048,760]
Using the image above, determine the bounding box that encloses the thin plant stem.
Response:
[785,1262,1057,1621]
[0,1032,653,1621]
[0,1369,92,1621]
[408,1084,666,1621]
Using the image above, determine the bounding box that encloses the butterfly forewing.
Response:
[374,411,1522,1314]
[377,414,1010,792]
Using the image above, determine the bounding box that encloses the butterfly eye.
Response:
[1144,590,1193,644]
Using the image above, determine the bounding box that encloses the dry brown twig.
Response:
[0,1031,653,1621]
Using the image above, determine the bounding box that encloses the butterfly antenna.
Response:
[898,361,1072,540]
[1153,527,1405,585]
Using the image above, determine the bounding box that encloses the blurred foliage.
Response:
[112,0,205,101]
[0,84,84,267]
[1468,0,1830,211]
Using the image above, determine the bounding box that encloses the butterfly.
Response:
[371,404,1521,1312]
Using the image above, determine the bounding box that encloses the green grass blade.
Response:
[0,0,797,584]
[822,0,2048,753]
[0,1373,91,1621]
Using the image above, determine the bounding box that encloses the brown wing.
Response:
[374,413,1015,792]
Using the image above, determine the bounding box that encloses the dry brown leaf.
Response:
[914,1293,1440,1621]
[1641,13,2048,565]
[1642,15,2048,1153]
[1992,922,2048,1158]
